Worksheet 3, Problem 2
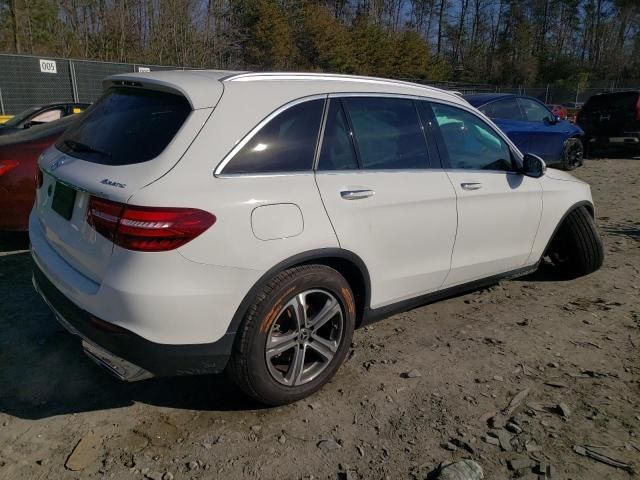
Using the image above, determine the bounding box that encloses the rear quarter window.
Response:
[221,99,325,174]
[56,87,191,166]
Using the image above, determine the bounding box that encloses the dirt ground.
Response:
[0,158,638,480]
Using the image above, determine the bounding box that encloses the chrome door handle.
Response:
[460,182,482,191]
[340,189,375,200]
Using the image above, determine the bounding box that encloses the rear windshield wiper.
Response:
[63,139,111,157]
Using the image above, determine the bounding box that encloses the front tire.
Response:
[227,265,356,406]
[547,206,604,278]
[562,138,584,170]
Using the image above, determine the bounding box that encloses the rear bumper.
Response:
[588,134,640,149]
[32,263,235,379]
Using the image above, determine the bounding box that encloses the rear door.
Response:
[427,101,542,286]
[315,96,457,308]
[34,86,214,283]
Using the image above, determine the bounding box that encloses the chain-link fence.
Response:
[0,54,190,114]
[1,53,639,115]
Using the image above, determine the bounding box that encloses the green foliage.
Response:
[0,0,638,86]
[242,0,298,69]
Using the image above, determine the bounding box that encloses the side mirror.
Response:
[521,153,546,178]
[23,121,32,129]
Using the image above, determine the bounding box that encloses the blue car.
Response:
[464,93,585,170]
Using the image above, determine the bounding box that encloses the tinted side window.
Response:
[432,103,513,171]
[224,99,324,174]
[480,98,524,121]
[318,100,358,170]
[343,97,428,169]
[519,98,552,122]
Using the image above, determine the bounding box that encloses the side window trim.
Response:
[335,97,363,170]
[338,98,363,169]
[214,94,328,176]
[417,100,447,169]
[312,96,331,170]
[428,100,520,172]
[411,100,436,168]
[314,98,361,171]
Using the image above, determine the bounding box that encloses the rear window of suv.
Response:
[582,92,639,111]
[56,87,191,165]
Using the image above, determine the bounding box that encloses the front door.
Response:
[517,97,572,162]
[427,101,543,287]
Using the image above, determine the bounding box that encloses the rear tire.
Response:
[226,265,356,406]
[547,206,604,278]
[562,138,584,170]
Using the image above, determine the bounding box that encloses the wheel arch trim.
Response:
[226,248,372,336]
[540,199,594,259]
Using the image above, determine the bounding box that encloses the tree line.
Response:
[1,0,639,88]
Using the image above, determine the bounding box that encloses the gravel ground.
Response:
[0,158,638,480]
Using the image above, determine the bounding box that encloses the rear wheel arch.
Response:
[227,249,371,336]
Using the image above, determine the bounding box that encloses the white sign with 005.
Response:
[39,59,57,74]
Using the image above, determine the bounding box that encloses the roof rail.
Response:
[223,72,448,95]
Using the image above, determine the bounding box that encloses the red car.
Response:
[548,104,568,120]
[0,115,77,231]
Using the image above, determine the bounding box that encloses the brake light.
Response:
[87,197,124,242]
[87,196,215,252]
[636,96,640,121]
[36,168,43,188]
[0,160,19,176]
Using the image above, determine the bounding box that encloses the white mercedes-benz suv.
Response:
[30,71,603,405]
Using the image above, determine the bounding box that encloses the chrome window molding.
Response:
[315,168,445,175]
[213,91,522,178]
[215,171,315,179]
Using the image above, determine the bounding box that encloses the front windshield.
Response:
[3,107,39,127]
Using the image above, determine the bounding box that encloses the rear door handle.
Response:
[340,189,375,200]
[460,182,482,191]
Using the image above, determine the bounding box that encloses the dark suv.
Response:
[577,91,640,155]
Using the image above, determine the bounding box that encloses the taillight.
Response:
[86,196,215,252]
[36,168,44,188]
[0,160,19,176]
[87,197,124,242]
[636,96,640,121]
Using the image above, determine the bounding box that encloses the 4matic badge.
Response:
[100,178,127,188]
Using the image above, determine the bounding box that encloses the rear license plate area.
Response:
[51,182,77,220]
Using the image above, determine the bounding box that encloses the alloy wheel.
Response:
[265,289,344,387]
[566,141,584,168]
